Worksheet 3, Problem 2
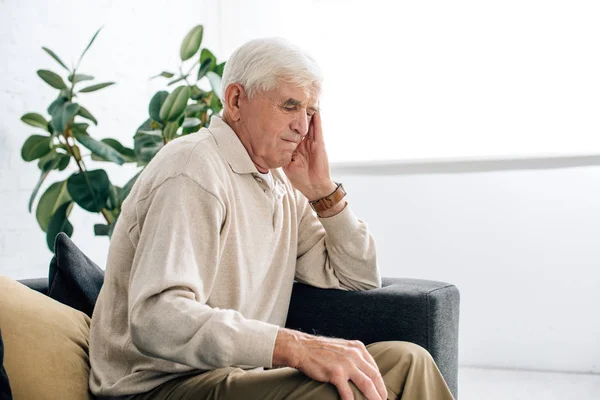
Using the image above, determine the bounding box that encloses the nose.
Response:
[291,112,309,137]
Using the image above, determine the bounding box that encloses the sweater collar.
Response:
[207,116,260,175]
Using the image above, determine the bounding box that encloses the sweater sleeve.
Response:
[293,190,381,291]
[127,175,279,370]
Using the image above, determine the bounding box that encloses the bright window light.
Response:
[218,0,600,162]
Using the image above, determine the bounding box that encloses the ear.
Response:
[223,83,246,121]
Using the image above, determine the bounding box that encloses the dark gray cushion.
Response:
[0,329,13,400]
[48,232,105,317]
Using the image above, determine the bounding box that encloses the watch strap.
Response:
[310,183,347,214]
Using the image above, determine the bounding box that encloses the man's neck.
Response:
[222,113,270,173]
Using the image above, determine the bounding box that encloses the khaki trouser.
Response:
[131,341,455,400]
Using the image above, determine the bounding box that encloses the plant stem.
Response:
[180,66,192,87]
[68,68,77,100]
[100,209,113,224]
[63,129,86,172]
[185,60,199,77]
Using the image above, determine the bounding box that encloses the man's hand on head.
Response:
[272,328,387,400]
[283,112,337,201]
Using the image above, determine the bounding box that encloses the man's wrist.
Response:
[316,200,347,218]
[272,328,304,368]
[305,181,337,202]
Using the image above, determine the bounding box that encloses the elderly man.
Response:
[89,38,454,400]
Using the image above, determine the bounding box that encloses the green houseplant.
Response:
[21,25,225,251]
[131,24,225,177]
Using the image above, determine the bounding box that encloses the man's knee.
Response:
[368,341,434,367]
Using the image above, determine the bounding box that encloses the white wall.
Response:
[1,0,599,376]
[332,161,600,373]
[216,0,600,162]
[0,0,220,277]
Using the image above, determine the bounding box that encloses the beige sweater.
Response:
[89,117,380,396]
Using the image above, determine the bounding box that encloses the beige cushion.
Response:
[0,276,92,400]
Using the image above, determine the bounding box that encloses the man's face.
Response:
[237,81,320,170]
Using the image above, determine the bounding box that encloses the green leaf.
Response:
[180,25,204,61]
[200,48,216,69]
[21,135,51,161]
[21,113,49,131]
[209,94,223,114]
[70,122,89,136]
[159,86,191,122]
[72,131,125,165]
[36,180,71,232]
[56,152,71,170]
[182,117,201,128]
[94,224,110,236]
[197,48,217,80]
[133,132,163,165]
[28,169,51,213]
[163,121,179,141]
[37,70,67,90]
[78,26,102,68]
[149,91,169,123]
[120,170,141,203]
[29,152,70,212]
[37,149,70,171]
[186,103,207,115]
[78,82,115,93]
[136,118,153,132]
[67,169,111,212]
[91,139,135,163]
[197,58,213,81]
[51,102,80,134]
[46,202,74,251]
[36,150,56,171]
[206,71,222,100]
[190,86,208,101]
[102,139,135,160]
[77,106,97,125]
[106,184,120,210]
[136,129,162,136]
[68,73,94,83]
[102,138,132,152]
[151,71,175,79]
[47,96,68,116]
[42,47,69,71]
[213,61,226,77]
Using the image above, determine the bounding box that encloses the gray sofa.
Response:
[20,275,460,398]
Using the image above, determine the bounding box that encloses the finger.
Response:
[354,343,387,399]
[348,341,379,380]
[357,358,386,400]
[307,115,315,142]
[312,112,324,144]
[332,379,354,400]
[350,341,378,371]
[295,135,310,158]
[350,369,382,400]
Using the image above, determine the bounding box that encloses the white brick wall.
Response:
[0,0,220,279]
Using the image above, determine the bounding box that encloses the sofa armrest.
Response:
[18,278,49,295]
[285,277,460,398]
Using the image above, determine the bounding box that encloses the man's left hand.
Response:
[283,112,336,201]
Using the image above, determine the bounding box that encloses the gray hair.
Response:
[221,37,323,101]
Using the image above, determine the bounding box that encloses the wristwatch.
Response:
[309,182,347,214]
